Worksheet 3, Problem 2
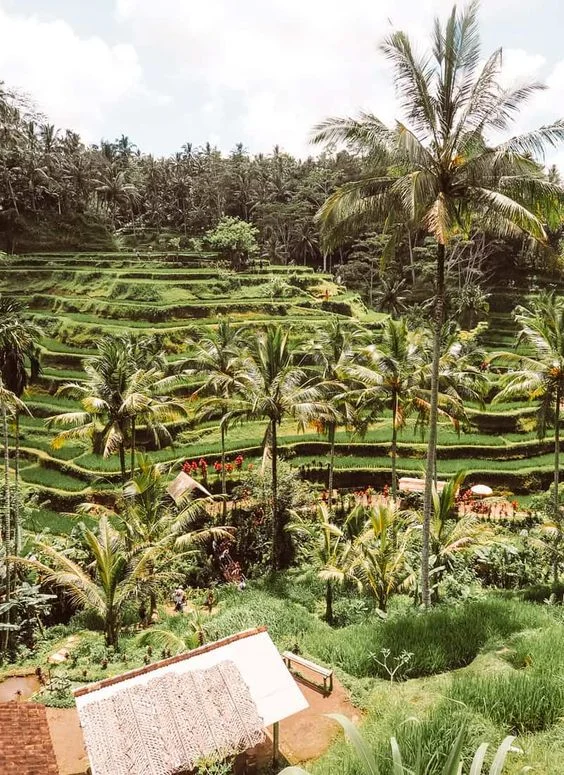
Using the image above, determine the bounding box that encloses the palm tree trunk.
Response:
[421,241,445,609]
[391,394,398,500]
[106,612,118,648]
[407,230,416,286]
[2,401,11,651]
[271,419,279,570]
[220,423,227,497]
[554,386,561,584]
[328,422,336,514]
[325,580,333,625]
[119,443,127,485]
[14,411,20,556]
[130,418,136,478]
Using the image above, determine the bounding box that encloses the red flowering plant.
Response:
[234,454,244,470]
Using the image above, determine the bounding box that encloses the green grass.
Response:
[23,507,95,535]
[449,671,564,733]
[20,465,89,491]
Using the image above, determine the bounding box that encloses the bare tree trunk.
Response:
[407,230,416,286]
[554,386,561,584]
[130,418,136,478]
[220,423,227,497]
[2,402,11,651]
[391,394,398,500]
[421,242,445,608]
[325,580,333,625]
[14,412,20,556]
[270,419,279,571]
[119,443,127,485]
[328,422,336,514]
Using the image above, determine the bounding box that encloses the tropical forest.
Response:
[3,2,564,774]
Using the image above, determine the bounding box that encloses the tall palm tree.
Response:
[183,320,246,499]
[238,325,329,569]
[308,320,366,509]
[353,319,430,499]
[491,292,564,577]
[0,296,42,553]
[312,1,564,605]
[48,336,186,483]
[0,380,27,649]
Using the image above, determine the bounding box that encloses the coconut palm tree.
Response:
[238,325,330,569]
[95,168,139,227]
[350,500,416,612]
[80,458,231,620]
[48,336,186,483]
[0,380,27,648]
[490,292,564,576]
[352,319,430,499]
[0,296,41,554]
[428,469,493,600]
[183,320,246,499]
[16,517,163,647]
[308,320,367,510]
[312,2,564,605]
[287,502,358,624]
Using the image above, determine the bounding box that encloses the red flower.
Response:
[225,463,234,474]
[214,461,222,472]
[235,455,244,470]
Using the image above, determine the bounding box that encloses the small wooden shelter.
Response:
[399,476,446,494]
[74,627,308,775]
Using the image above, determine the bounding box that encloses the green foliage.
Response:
[205,217,259,270]
[449,671,564,733]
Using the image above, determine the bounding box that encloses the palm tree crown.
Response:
[313,0,564,606]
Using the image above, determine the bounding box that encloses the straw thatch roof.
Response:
[78,659,264,775]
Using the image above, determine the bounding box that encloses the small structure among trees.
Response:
[74,627,308,775]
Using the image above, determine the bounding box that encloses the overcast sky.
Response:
[1,0,563,164]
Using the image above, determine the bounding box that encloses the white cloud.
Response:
[0,3,145,139]
[115,0,562,156]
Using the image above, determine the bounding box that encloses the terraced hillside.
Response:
[1,251,548,527]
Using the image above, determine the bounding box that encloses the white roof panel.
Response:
[75,629,308,728]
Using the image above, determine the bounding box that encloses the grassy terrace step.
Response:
[29,294,324,320]
[41,311,340,332]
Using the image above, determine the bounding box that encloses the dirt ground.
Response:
[46,707,89,775]
[258,669,360,767]
[41,668,357,774]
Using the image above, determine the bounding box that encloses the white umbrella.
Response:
[470,484,493,497]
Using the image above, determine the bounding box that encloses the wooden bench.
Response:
[282,651,333,694]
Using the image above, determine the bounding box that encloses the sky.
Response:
[1,0,564,164]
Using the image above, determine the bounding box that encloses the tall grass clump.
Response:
[449,671,564,733]
[305,599,547,679]
[504,625,564,674]
[205,589,325,648]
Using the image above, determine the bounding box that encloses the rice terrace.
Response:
[3,1,564,773]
